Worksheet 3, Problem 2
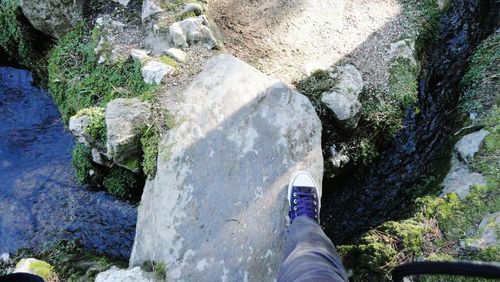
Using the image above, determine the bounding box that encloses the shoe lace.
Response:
[290,191,317,220]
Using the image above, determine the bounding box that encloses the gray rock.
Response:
[321,91,362,127]
[179,3,203,17]
[142,0,163,22]
[329,145,350,169]
[95,266,156,282]
[455,129,490,163]
[106,98,152,172]
[20,0,83,37]
[169,15,218,49]
[69,115,92,146]
[165,48,187,63]
[112,0,130,7]
[441,158,486,199]
[141,61,174,85]
[461,212,500,250]
[130,49,152,63]
[130,54,323,281]
[321,64,364,128]
[388,39,417,66]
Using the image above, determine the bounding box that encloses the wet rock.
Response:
[321,64,364,128]
[20,0,83,37]
[95,266,156,282]
[131,54,323,281]
[130,49,152,63]
[106,98,152,172]
[455,129,490,163]
[142,0,163,22]
[461,212,500,250]
[141,61,174,85]
[165,48,187,63]
[169,15,218,49]
[387,39,416,66]
[14,258,57,280]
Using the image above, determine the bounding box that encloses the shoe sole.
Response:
[287,171,321,219]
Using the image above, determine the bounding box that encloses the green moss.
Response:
[1,241,126,281]
[140,126,160,177]
[72,143,103,185]
[103,166,138,198]
[77,107,107,144]
[160,55,178,68]
[48,23,156,122]
[0,0,42,70]
[363,58,418,136]
[177,11,197,21]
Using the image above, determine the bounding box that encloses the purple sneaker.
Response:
[287,171,320,223]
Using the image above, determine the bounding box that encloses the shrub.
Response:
[48,23,156,122]
[103,166,139,198]
[76,107,106,144]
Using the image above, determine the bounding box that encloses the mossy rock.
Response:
[15,258,57,281]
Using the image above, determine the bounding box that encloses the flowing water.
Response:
[321,0,499,243]
[0,67,136,257]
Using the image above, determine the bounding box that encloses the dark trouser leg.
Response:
[277,216,348,282]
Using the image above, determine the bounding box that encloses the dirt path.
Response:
[209,0,410,86]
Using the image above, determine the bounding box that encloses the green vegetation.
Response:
[338,32,500,282]
[103,166,139,198]
[142,260,166,279]
[48,23,156,122]
[76,107,107,145]
[15,259,57,281]
[160,54,178,68]
[72,143,103,186]
[140,125,160,178]
[0,241,126,281]
[295,69,337,114]
[362,58,419,136]
[0,0,42,70]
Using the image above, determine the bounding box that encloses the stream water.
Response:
[0,67,136,257]
[321,0,498,244]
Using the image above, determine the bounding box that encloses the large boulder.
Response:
[321,64,364,128]
[106,98,152,172]
[95,266,156,282]
[130,54,323,281]
[20,0,83,37]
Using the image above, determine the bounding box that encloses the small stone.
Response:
[329,145,350,169]
[388,39,417,66]
[441,159,486,199]
[142,0,163,22]
[112,0,130,7]
[165,48,187,62]
[179,3,203,17]
[69,115,92,146]
[321,64,364,128]
[168,15,218,49]
[455,129,490,163]
[141,61,174,85]
[461,212,500,250]
[14,258,57,281]
[95,266,155,282]
[130,49,151,63]
[321,91,362,128]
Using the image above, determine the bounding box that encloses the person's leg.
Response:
[277,171,348,282]
[277,216,348,282]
